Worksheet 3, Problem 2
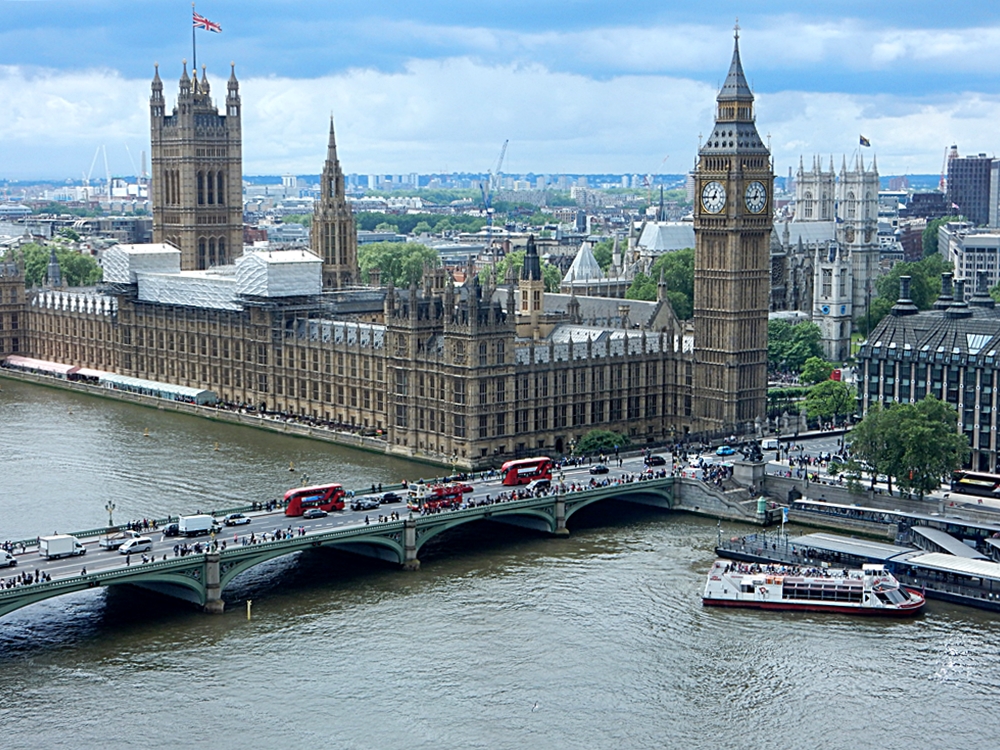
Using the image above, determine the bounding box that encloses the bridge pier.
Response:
[402,517,420,571]
[203,551,225,614]
[554,496,569,537]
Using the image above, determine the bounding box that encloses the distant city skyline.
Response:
[3,2,1000,179]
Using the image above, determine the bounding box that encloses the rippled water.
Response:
[2,379,1000,749]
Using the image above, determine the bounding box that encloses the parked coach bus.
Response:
[285,483,346,516]
[500,456,554,486]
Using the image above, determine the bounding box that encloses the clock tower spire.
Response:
[692,26,773,434]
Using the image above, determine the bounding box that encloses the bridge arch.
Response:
[0,565,210,619]
[219,534,406,591]
[563,485,673,524]
[414,508,557,553]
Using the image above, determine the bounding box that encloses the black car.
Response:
[163,523,180,537]
[381,492,402,504]
[351,497,381,512]
[589,464,610,475]
[302,507,328,519]
[644,455,667,467]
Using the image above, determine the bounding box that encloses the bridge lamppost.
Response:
[105,501,116,528]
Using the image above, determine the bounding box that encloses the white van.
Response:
[119,537,153,555]
[761,438,780,450]
[1,550,16,568]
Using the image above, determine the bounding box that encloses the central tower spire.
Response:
[312,116,358,289]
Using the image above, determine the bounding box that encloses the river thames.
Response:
[2,378,1000,749]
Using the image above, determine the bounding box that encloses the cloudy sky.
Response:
[3,1,1000,180]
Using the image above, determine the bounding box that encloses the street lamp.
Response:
[105,501,116,528]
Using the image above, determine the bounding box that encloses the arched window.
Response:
[198,238,207,269]
[197,172,204,205]
[209,238,217,267]
[847,191,856,218]
[218,237,226,265]
[207,171,214,205]
[217,172,225,204]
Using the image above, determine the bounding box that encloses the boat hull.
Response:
[703,590,925,617]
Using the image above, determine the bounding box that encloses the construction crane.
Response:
[480,139,509,253]
[643,155,670,208]
[81,146,102,203]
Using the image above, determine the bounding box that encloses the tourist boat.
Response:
[702,560,925,616]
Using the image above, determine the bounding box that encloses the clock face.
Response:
[701,181,726,213]
[845,227,856,243]
[744,181,767,213]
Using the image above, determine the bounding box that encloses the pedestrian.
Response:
[365,515,370,525]
[126,553,131,566]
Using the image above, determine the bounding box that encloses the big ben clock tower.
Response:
[693,25,773,434]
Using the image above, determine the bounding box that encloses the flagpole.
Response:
[192,3,197,74]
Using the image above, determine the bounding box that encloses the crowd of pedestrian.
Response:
[2,569,51,589]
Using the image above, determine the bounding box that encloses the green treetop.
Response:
[357,242,440,287]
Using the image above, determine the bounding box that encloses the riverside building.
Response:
[2,33,772,468]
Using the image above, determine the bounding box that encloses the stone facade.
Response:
[312,119,358,289]
[150,62,244,271]
[0,259,24,358]
[692,29,773,433]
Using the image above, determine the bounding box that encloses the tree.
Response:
[895,397,970,501]
[922,215,959,258]
[873,254,948,309]
[574,430,630,456]
[281,213,312,228]
[768,320,823,373]
[412,221,433,235]
[862,254,950,333]
[803,380,855,425]
[374,221,399,233]
[357,242,440,287]
[624,248,694,319]
[592,239,613,271]
[849,405,902,492]
[801,356,834,384]
[850,397,969,499]
[14,243,102,287]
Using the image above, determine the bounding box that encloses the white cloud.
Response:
[2,59,1000,180]
[360,17,1000,75]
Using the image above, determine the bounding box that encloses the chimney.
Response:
[946,278,973,318]
[970,269,996,309]
[890,275,918,316]
[934,272,954,310]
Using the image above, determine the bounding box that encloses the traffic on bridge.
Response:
[1,452,674,619]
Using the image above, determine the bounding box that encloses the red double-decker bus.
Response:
[500,456,553,486]
[284,483,346,516]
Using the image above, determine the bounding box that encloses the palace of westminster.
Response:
[0,35,774,469]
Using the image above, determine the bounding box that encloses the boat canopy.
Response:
[897,552,1000,582]
[909,527,989,559]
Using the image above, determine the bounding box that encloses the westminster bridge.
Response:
[0,470,764,621]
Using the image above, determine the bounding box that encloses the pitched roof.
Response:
[562,242,604,284]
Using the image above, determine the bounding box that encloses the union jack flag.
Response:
[193,11,221,33]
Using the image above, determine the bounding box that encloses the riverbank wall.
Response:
[0,368,446,470]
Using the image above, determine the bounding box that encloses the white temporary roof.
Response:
[899,552,1000,582]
